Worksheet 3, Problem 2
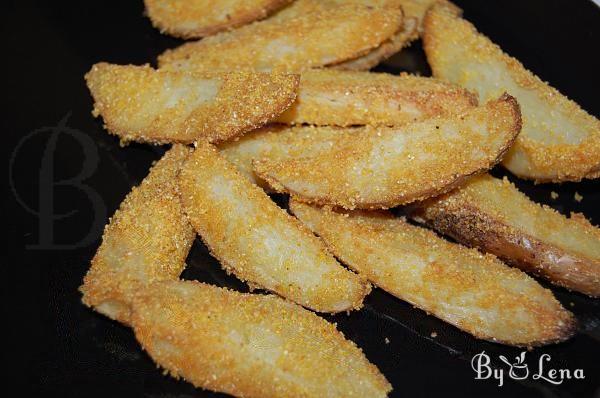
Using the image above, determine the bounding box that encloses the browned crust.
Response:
[411,199,600,297]
[144,0,293,39]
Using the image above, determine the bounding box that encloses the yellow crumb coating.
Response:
[80,145,195,324]
[255,94,521,209]
[158,3,404,72]
[290,200,576,347]
[332,17,419,71]
[131,280,392,398]
[144,0,293,39]
[276,70,477,126]
[412,174,600,297]
[178,142,370,313]
[423,5,600,182]
[85,63,298,145]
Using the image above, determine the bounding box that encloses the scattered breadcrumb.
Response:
[574,192,583,202]
[430,332,438,338]
[384,337,390,344]
[550,191,559,200]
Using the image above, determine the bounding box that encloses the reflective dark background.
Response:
[3,0,600,397]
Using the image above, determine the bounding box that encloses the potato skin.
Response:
[411,175,600,297]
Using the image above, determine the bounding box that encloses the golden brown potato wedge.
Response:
[290,200,576,346]
[80,145,195,325]
[85,63,298,145]
[144,0,293,39]
[131,280,392,398]
[275,70,477,126]
[255,94,521,209]
[410,174,600,297]
[331,17,419,71]
[424,6,600,182]
[178,142,370,313]
[400,0,461,32]
[158,3,403,72]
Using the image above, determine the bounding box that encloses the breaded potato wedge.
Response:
[332,17,418,71]
[424,6,600,182]
[85,63,298,144]
[178,142,370,313]
[158,3,403,72]
[410,174,600,297]
[289,200,576,346]
[275,70,477,126]
[332,0,463,70]
[144,0,293,39]
[80,145,195,324]
[255,94,521,209]
[219,125,351,188]
[131,280,392,398]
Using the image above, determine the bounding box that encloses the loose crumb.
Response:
[570,302,575,307]
[430,332,438,338]
[550,191,558,200]
[384,337,390,344]
[574,192,583,202]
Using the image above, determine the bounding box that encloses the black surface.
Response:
[3,0,600,397]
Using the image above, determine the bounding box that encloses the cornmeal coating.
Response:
[80,145,195,324]
[158,3,404,72]
[290,200,576,347]
[131,280,392,398]
[85,63,298,144]
[255,94,521,209]
[144,0,293,39]
[178,142,370,313]
[331,17,419,71]
[411,174,600,297]
[276,70,477,126]
[424,5,600,182]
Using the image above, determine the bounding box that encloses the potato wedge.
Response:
[275,70,477,126]
[331,17,419,71]
[255,94,521,209]
[80,145,195,324]
[158,3,403,72]
[144,0,293,39]
[178,142,370,313]
[131,280,392,398]
[410,174,600,297]
[85,63,298,144]
[424,6,600,182]
[289,200,576,346]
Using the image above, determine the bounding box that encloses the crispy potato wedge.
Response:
[80,145,195,325]
[275,70,477,126]
[329,0,461,70]
[144,0,293,39]
[410,174,600,297]
[424,6,600,182]
[158,3,403,72]
[331,17,419,71]
[255,94,521,209]
[178,142,370,313]
[131,280,392,398]
[290,200,576,346]
[85,63,298,144]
